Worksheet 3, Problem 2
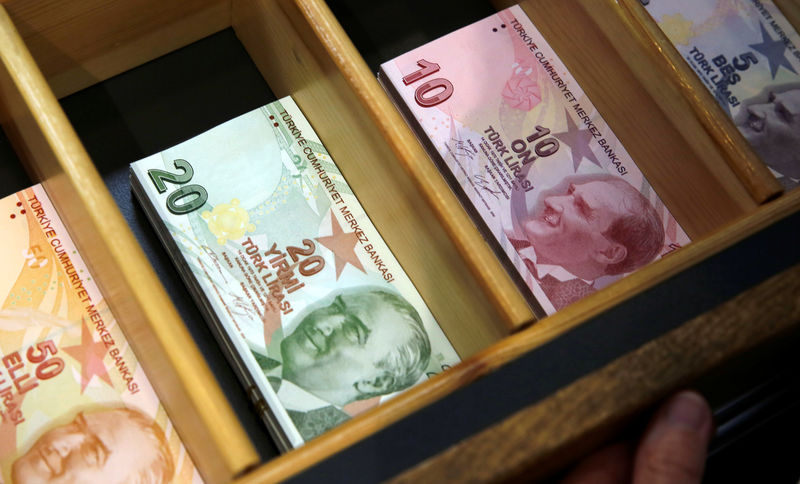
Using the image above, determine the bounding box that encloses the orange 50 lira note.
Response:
[0,185,202,484]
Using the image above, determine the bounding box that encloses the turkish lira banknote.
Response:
[0,185,202,484]
[645,0,800,188]
[130,97,460,450]
[379,5,690,318]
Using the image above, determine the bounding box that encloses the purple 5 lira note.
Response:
[645,0,800,189]
[380,5,690,317]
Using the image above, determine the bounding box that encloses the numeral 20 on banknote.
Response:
[147,159,208,214]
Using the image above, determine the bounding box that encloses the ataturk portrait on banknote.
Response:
[12,407,174,484]
[278,287,431,407]
[0,310,175,484]
[507,173,665,311]
[734,83,800,188]
[254,286,432,439]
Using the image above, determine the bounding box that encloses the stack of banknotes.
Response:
[130,96,460,450]
[644,0,800,189]
[0,185,202,483]
[379,5,691,318]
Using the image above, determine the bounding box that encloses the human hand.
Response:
[562,390,713,484]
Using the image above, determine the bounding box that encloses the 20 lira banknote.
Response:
[130,97,460,450]
[379,5,690,318]
[0,185,202,484]
[645,0,800,188]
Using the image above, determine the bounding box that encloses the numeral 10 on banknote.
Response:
[402,59,454,107]
[401,59,561,167]
[147,159,209,214]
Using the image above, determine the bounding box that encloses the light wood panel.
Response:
[2,0,231,98]
[389,262,800,483]
[280,0,535,329]
[0,6,257,483]
[232,0,511,355]
[776,0,800,32]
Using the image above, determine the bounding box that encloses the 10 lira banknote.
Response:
[645,0,800,188]
[0,185,202,484]
[130,97,460,450]
[379,5,690,318]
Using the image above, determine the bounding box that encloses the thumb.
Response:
[633,391,713,484]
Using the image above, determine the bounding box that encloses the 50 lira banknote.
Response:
[645,0,800,189]
[0,185,202,484]
[379,5,690,318]
[130,97,460,450]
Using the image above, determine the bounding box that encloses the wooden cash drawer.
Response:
[0,0,798,482]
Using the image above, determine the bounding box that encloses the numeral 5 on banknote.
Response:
[640,0,800,190]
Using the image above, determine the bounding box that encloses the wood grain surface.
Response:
[776,0,800,31]
[279,0,535,329]
[232,0,511,355]
[388,262,800,484]
[0,6,258,482]
[3,0,230,97]
[234,184,800,484]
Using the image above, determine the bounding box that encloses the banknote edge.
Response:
[128,167,300,452]
[376,65,549,320]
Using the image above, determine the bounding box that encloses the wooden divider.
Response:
[776,0,800,36]
[0,6,258,482]
[389,262,800,483]
[612,0,783,204]
[233,0,510,355]
[274,0,535,330]
[2,0,231,98]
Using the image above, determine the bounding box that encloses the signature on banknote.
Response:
[473,173,501,199]
[450,137,477,160]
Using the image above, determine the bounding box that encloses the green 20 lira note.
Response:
[130,96,460,450]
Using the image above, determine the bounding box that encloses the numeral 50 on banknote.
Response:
[2,340,64,395]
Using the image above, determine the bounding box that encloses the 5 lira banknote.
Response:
[379,5,691,318]
[0,185,203,484]
[130,97,460,450]
[645,0,800,189]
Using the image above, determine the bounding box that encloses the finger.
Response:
[633,391,713,484]
[561,441,633,484]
